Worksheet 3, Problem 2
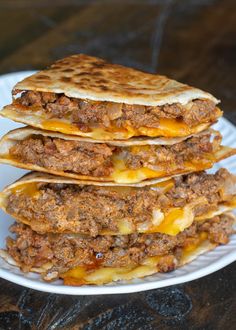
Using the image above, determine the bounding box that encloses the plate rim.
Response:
[0,244,235,295]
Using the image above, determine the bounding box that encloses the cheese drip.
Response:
[111,156,213,184]
[41,118,208,139]
[61,232,210,286]
[0,106,217,140]
[6,182,236,237]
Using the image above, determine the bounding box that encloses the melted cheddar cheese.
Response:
[61,232,209,286]
[41,118,206,139]
[100,205,194,236]
[137,119,191,137]
[145,207,192,235]
[1,104,222,140]
[150,179,175,192]
[61,255,169,286]
[10,182,40,197]
[4,149,215,184]
[110,155,214,184]
[6,182,235,238]
[181,232,208,260]
[111,158,163,183]
[42,120,134,140]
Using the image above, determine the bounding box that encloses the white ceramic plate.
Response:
[0,71,236,295]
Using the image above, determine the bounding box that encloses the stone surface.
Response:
[0,0,235,329]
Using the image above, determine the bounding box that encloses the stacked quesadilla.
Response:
[0,54,235,286]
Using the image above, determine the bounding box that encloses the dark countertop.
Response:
[0,1,236,329]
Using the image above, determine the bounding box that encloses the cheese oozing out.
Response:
[0,105,221,140]
[60,232,211,286]
[40,118,210,139]
[3,180,216,237]
[5,181,236,236]
[110,155,214,184]
[1,138,227,184]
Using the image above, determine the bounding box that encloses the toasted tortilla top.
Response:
[13,54,219,106]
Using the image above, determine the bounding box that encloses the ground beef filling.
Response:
[6,214,234,275]
[124,132,221,170]
[9,132,221,176]
[9,135,114,177]
[6,169,234,236]
[16,91,218,130]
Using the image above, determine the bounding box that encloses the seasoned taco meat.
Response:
[16,91,219,130]
[124,131,221,170]
[8,131,222,177]
[5,169,235,236]
[9,135,114,177]
[6,214,234,278]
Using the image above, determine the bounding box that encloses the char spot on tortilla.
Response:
[60,77,71,82]
[62,68,74,73]
[91,62,106,69]
[36,75,50,80]
[74,72,90,77]
[96,79,108,84]
[100,85,109,91]
[51,65,62,70]
[60,60,70,65]
[91,71,103,76]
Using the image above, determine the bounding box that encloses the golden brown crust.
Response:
[13,54,218,106]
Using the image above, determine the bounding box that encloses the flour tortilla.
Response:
[0,126,212,147]
[1,127,235,184]
[0,172,178,196]
[12,54,219,106]
[1,169,236,199]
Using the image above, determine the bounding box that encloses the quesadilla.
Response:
[1,127,235,184]
[1,213,235,285]
[1,170,236,237]
[0,54,222,140]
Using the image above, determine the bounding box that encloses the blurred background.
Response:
[0,0,236,122]
[0,1,236,329]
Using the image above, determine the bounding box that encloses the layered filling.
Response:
[7,131,227,183]
[5,214,234,284]
[10,91,222,139]
[5,169,236,236]
[9,134,114,178]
